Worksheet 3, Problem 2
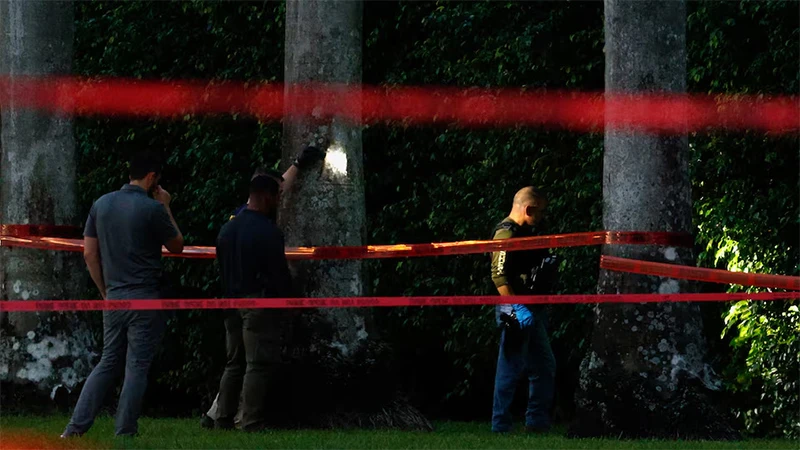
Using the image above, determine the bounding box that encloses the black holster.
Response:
[499,312,524,351]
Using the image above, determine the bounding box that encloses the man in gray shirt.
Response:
[62,151,184,438]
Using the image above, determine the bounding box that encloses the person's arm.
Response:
[282,145,327,192]
[267,231,294,298]
[281,164,299,192]
[152,186,184,254]
[497,285,515,296]
[82,204,106,299]
[491,227,532,326]
[215,230,230,297]
[161,206,184,254]
[491,228,514,296]
[84,237,106,300]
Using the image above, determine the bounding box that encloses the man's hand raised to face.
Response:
[153,185,172,207]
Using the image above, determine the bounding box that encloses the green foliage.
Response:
[723,300,800,437]
[69,0,798,430]
[687,1,799,437]
[74,0,287,405]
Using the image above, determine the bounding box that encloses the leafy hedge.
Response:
[70,0,798,433]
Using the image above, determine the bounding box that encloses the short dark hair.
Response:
[250,175,280,196]
[129,151,163,180]
[513,186,547,209]
[252,167,284,181]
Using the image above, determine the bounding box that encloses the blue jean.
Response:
[64,309,166,436]
[491,313,556,432]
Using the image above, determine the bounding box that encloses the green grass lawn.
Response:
[1,415,797,449]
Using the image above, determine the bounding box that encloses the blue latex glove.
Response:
[512,304,533,329]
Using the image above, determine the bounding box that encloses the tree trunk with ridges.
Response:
[277,0,429,430]
[570,0,735,439]
[0,0,95,408]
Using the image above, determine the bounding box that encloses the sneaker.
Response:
[200,414,215,429]
[214,418,236,431]
[115,432,139,438]
[60,430,83,438]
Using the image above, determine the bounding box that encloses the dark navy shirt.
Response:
[216,209,293,299]
[230,203,247,220]
[84,184,178,299]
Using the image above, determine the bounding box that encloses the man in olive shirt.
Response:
[62,151,184,438]
[490,186,557,433]
[214,175,293,432]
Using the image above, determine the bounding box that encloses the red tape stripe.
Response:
[0,230,692,259]
[1,292,797,312]
[601,256,800,291]
[0,76,797,133]
[5,230,795,290]
[0,224,83,239]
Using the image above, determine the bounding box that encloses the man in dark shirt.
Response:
[214,175,293,432]
[62,151,184,438]
[228,168,284,220]
[229,145,325,220]
[489,186,557,434]
[203,166,284,430]
[202,145,325,429]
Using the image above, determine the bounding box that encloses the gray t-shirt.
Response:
[84,184,178,300]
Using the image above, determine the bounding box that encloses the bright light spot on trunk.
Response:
[325,144,348,176]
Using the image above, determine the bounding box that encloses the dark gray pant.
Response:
[64,309,166,436]
[217,309,285,431]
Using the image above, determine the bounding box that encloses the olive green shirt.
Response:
[490,218,546,295]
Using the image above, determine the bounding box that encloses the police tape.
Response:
[0,224,84,239]
[0,76,798,133]
[0,292,797,312]
[601,256,800,291]
[3,228,797,290]
[0,230,693,260]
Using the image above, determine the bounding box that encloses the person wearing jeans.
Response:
[62,151,184,437]
[66,310,166,436]
[493,306,556,433]
[489,186,557,433]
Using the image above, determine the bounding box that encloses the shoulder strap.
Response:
[491,218,518,238]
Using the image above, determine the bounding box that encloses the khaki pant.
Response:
[214,309,285,431]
